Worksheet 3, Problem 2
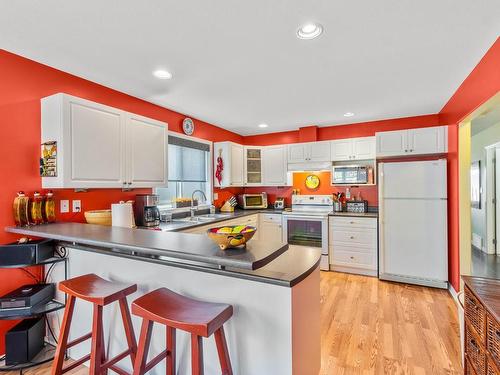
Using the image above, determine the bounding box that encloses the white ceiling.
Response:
[1,1,499,135]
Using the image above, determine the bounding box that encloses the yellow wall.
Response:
[459,121,472,286]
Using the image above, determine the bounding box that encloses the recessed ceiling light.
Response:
[153,69,172,79]
[343,112,355,117]
[258,123,269,128]
[297,23,323,40]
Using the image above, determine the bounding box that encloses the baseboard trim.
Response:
[448,283,459,307]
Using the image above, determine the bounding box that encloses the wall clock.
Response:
[182,118,195,135]
[305,174,320,189]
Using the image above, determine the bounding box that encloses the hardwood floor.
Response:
[320,272,463,375]
[5,272,462,375]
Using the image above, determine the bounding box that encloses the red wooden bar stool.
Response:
[51,273,138,375]
[131,288,234,375]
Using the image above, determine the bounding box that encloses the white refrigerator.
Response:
[378,159,448,289]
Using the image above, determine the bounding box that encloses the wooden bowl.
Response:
[84,210,112,226]
[207,225,257,250]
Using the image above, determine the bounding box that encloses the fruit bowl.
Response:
[207,225,257,250]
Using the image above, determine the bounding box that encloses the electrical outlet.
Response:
[72,200,82,213]
[60,200,69,213]
[213,192,219,200]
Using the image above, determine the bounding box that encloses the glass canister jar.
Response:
[13,191,30,226]
[30,191,44,225]
[43,190,56,223]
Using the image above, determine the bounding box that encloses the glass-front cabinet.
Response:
[244,147,262,185]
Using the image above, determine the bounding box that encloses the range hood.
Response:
[287,161,332,172]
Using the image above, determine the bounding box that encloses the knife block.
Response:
[220,200,234,212]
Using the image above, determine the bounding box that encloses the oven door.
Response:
[282,215,329,271]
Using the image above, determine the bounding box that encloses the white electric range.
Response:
[282,195,333,271]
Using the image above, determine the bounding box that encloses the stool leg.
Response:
[133,319,153,375]
[119,297,137,365]
[51,295,76,375]
[166,327,176,375]
[90,304,104,375]
[190,334,204,375]
[100,321,108,375]
[214,327,233,375]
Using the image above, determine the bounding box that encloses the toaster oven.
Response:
[237,194,268,209]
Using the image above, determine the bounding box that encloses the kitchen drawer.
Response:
[466,324,487,375]
[331,228,377,247]
[330,216,377,229]
[224,215,258,226]
[260,213,282,224]
[487,313,500,369]
[465,286,487,343]
[330,248,377,270]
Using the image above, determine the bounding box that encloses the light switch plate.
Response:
[60,200,69,213]
[72,200,82,213]
[213,192,218,200]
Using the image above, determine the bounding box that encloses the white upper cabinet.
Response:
[376,126,447,158]
[408,126,447,156]
[244,147,263,186]
[287,143,308,163]
[331,137,375,161]
[376,130,408,157]
[262,146,287,186]
[287,141,330,163]
[41,93,168,189]
[213,141,244,187]
[125,114,168,188]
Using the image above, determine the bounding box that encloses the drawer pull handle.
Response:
[350,236,355,239]
[350,256,354,259]
[350,221,355,224]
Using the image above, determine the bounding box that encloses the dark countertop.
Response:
[158,209,285,232]
[5,223,287,271]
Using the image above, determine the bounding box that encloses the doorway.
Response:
[459,93,500,281]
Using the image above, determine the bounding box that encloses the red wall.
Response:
[438,37,500,291]
[0,49,242,353]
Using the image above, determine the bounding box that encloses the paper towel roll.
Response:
[111,202,135,228]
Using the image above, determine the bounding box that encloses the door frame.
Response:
[459,92,500,287]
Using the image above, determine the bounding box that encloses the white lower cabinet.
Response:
[259,213,282,241]
[329,216,378,276]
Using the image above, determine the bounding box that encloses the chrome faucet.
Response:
[191,190,207,218]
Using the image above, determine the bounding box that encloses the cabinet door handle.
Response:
[404,149,408,153]
[128,182,132,185]
[350,221,355,224]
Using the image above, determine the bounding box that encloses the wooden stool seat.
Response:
[132,288,234,375]
[59,273,137,305]
[51,273,138,375]
[132,287,232,337]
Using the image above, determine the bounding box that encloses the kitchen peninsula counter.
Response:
[5,222,320,374]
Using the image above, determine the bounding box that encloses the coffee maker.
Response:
[134,195,160,227]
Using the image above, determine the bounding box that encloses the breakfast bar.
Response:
[6,223,321,375]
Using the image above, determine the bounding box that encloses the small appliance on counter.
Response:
[134,194,160,227]
[237,193,268,209]
[346,200,368,213]
[274,197,285,210]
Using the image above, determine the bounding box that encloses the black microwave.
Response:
[332,165,368,185]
